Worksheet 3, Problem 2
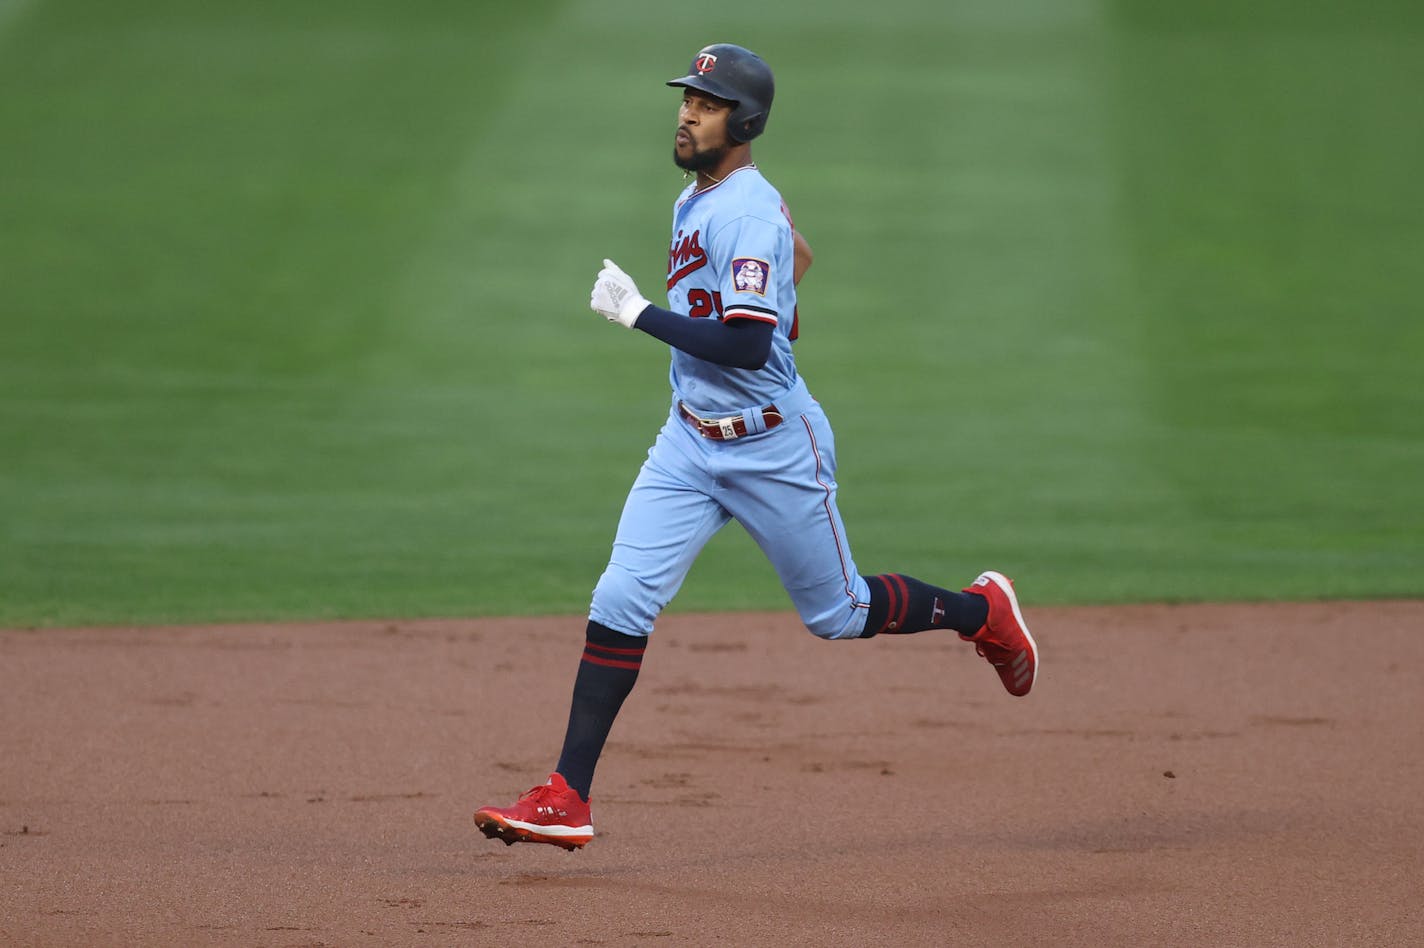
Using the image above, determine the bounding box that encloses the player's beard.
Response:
[673,140,728,174]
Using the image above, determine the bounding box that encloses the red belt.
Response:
[678,402,783,441]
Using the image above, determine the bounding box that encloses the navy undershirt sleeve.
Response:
[632,304,774,370]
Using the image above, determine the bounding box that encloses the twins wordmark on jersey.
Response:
[668,228,707,289]
[668,227,724,319]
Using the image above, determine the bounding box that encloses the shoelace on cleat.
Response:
[519,783,563,805]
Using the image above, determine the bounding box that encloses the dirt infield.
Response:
[2,601,1422,946]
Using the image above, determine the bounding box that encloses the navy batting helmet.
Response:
[667,44,774,143]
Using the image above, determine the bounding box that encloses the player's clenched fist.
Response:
[589,258,649,329]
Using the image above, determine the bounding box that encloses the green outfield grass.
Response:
[2,0,1421,627]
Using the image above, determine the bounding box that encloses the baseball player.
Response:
[474,44,1037,850]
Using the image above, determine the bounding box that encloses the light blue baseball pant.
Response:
[589,381,873,640]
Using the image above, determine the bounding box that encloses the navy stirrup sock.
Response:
[859,573,989,638]
[554,620,647,802]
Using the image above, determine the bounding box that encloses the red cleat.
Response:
[473,773,594,851]
[962,571,1039,697]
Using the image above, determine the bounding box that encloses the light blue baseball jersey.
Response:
[588,164,874,642]
[664,165,799,414]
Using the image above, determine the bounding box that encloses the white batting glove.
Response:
[589,258,649,329]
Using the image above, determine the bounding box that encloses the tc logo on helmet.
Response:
[694,52,718,74]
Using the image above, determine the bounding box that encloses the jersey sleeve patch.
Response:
[731,257,770,296]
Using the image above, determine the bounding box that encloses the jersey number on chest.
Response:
[688,289,725,320]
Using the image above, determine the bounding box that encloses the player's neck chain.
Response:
[688,161,757,192]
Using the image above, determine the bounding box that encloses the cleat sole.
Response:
[474,811,590,851]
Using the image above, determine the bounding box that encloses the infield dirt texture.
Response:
[2,1,1422,945]
[3,603,1424,944]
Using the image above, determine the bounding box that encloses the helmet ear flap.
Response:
[728,108,768,143]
